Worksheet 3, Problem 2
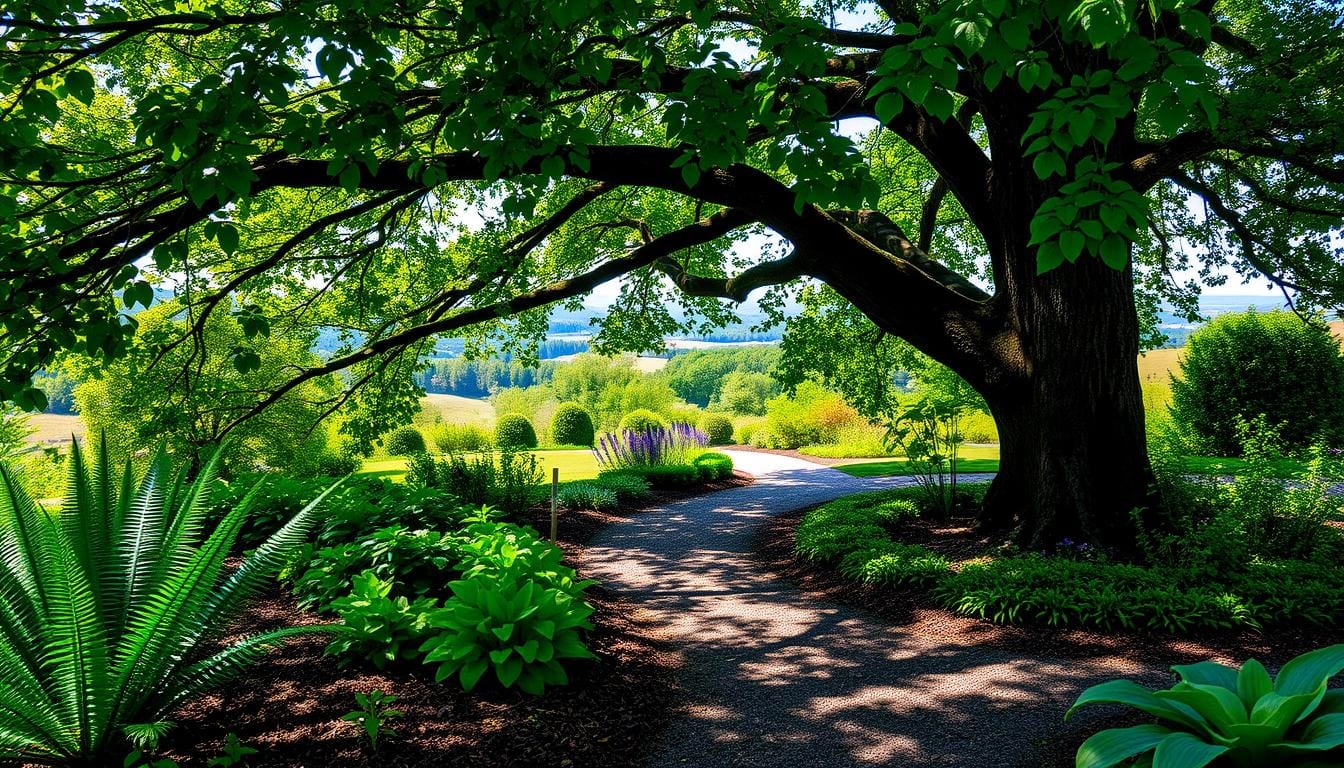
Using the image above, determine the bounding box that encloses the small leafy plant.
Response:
[325,572,439,668]
[420,573,596,695]
[342,690,403,752]
[1069,644,1344,768]
[206,733,258,768]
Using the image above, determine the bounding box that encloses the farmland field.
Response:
[25,413,83,446]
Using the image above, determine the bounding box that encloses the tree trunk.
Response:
[978,254,1156,554]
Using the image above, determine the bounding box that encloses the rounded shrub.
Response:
[692,450,734,481]
[494,413,538,449]
[700,413,734,445]
[382,425,426,456]
[550,403,596,447]
[1171,310,1344,455]
[618,408,668,433]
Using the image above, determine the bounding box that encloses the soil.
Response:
[754,508,1344,766]
[154,473,754,768]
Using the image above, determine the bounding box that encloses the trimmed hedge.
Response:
[383,425,426,456]
[692,450,734,481]
[550,403,596,447]
[494,413,538,449]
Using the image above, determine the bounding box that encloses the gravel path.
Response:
[584,451,1168,767]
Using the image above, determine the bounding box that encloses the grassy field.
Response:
[1137,348,1183,384]
[360,449,601,483]
[25,413,83,446]
[834,444,1001,477]
[421,393,496,423]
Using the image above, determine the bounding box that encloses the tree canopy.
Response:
[4,0,1343,546]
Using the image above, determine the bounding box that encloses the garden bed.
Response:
[754,506,1338,666]
[152,471,753,767]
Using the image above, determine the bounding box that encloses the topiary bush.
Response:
[550,403,596,447]
[700,413,734,445]
[692,450,734,481]
[618,408,668,433]
[1171,309,1344,455]
[613,464,701,489]
[383,425,426,455]
[494,413,538,449]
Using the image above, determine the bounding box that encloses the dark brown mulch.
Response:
[156,474,753,768]
[754,507,1341,767]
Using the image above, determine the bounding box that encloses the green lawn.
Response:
[834,444,1001,477]
[360,449,601,483]
[1180,455,1308,476]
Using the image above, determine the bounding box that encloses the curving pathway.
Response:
[584,451,1169,767]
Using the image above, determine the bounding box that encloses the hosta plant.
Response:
[420,572,596,695]
[0,441,343,765]
[1069,644,1344,768]
[325,572,438,668]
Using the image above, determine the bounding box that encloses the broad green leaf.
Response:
[1076,724,1172,768]
[1275,645,1344,696]
[1151,732,1227,768]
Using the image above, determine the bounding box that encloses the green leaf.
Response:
[1150,732,1227,768]
[1032,152,1066,179]
[1036,240,1064,274]
[1237,659,1274,706]
[216,223,239,256]
[1059,230,1085,263]
[1067,680,1207,732]
[874,92,905,124]
[1076,724,1172,768]
[64,69,95,106]
[1275,645,1344,697]
[1284,713,1344,751]
[1099,234,1128,269]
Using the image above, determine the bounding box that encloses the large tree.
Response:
[2,0,1342,549]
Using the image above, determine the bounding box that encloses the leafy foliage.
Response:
[1068,645,1344,768]
[1171,310,1344,456]
[549,403,596,447]
[425,422,493,454]
[405,450,543,518]
[494,414,538,450]
[692,450,734,481]
[0,440,341,764]
[342,690,403,753]
[382,426,426,456]
[556,482,619,512]
[699,414,734,445]
[616,409,668,433]
[325,573,438,669]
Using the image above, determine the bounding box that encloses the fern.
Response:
[0,438,343,764]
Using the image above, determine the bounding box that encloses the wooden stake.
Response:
[550,467,559,542]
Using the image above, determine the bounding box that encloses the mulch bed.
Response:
[754,507,1340,767]
[156,473,754,767]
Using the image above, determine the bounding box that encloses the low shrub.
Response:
[406,450,543,518]
[734,418,765,447]
[494,413,538,449]
[959,410,999,443]
[838,541,949,588]
[427,422,492,453]
[550,403,596,447]
[937,557,1253,633]
[557,482,619,511]
[383,425,426,455]
[700,413,734,445]
[692,450,734,481]
[316,449,362,477]
[1068,644,1344,768]
[799,422,895,458]
[292,525,466,610]
[761,381,863,449]
[318,481,469,546]
[613,464,702,489]
[592,471,653,502]
[618,408,668,433]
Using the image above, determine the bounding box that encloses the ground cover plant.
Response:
[795,460,1344,634]
[0,441,343,764]
[1069,644,1344,768]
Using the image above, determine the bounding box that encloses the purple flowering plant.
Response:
[593,422,709,470]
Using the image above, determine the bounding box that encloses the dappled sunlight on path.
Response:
[584,452,1160,767]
